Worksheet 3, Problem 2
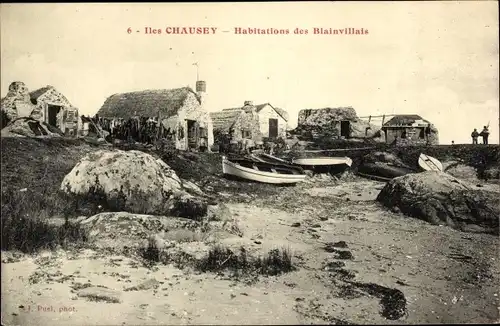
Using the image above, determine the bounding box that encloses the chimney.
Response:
[196,80,206,106]
[196,80,206,93]
[244,101,253,106]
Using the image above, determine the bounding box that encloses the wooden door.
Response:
[269,118,278,138]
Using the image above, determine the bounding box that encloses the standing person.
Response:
[471,128,479,144]
[479,126,490,145]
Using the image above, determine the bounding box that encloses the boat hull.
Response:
[222,157,307,184]
[292,156,353,167]
[358,162,414,179]
[418,153,443,172]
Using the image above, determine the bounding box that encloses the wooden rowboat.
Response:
[418,153,443,172]
[222,156,307,184]
[252,152,291,165]
[292,156,353,167]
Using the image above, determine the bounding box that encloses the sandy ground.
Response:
[2,178,500,325]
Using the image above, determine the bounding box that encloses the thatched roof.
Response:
[298,107,358,126]
[210,110,243,131]
[97,87,200,119]
[30,86,54,103]
[273,107,289,122]
[382,114,430,127]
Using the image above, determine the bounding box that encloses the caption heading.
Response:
[127,27,369,36]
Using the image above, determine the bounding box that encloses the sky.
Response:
[1,1,498,144]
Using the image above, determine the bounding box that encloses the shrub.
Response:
[136,241,296,277]
[196,245,295,276]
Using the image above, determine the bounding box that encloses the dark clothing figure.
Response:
[471,129,479,144]
[479,126,489,145]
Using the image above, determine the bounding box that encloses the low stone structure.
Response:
[294,107,385,142]
[381,114,439,145]
[210,106,261,143]
[214,101,289,141]
[0,81,79,136]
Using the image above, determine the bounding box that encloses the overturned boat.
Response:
[418,153,443,172]
[291,156,353,167]
[222,156,307,185]
[357,162,415,180]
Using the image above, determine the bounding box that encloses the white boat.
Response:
[222,156,307,184]
[291,156,353,167]
[418,153,443,172]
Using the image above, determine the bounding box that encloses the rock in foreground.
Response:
[377,171,500,235]
[61,150,208,219]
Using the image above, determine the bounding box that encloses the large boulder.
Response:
[61,150,209,219]
[377,171,500,235]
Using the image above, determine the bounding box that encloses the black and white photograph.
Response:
[1,1,499,325]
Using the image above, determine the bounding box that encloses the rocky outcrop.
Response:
[482,166,500,180]
[444,163,480,181]
[76,212,201,249]
[362,151,412,169]
[377,171,500,235]
[0,82,37,122]
[1,117,63,138]
[61,150,210,219]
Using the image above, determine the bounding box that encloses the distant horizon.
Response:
[1,2,498,144]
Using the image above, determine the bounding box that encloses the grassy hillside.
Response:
[1,137,99,252]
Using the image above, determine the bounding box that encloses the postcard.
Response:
[1,2,499,325]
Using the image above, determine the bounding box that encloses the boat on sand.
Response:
[222,156,307,185]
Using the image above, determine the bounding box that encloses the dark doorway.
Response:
[269,118,278,138]
[187,119,199,150]
[47,105,62,127]
[340,120,350,138]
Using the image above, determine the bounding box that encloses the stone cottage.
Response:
[97,80,214,151]
[0,82,79,136]
[381,114,439,145]
[209,107,261,143]
[217,101,289,140]
[294,106,385,142]
[29,86,80,136]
